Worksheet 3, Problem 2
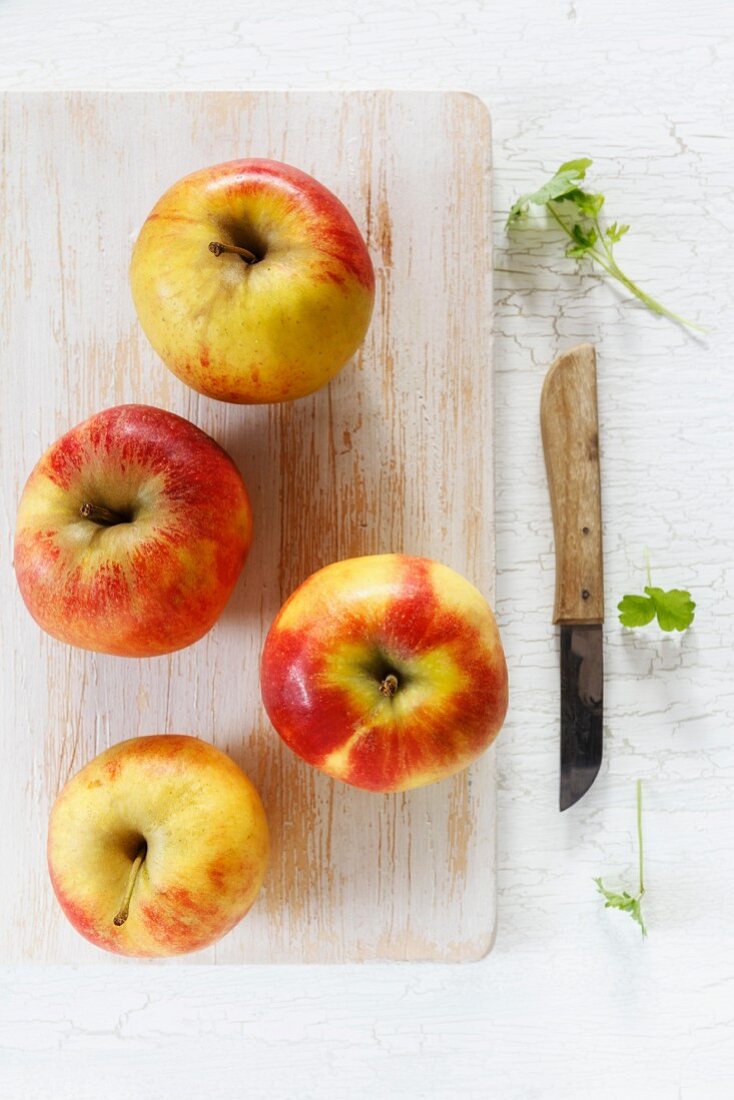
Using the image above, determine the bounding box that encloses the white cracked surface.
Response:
[1,1,733,1097]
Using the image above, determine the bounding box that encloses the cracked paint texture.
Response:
[0,0,733,1098]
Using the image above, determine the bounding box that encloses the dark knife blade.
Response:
[540,344,604,811]
[560,624,603,811]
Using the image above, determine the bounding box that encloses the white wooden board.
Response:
[0,90,495,963]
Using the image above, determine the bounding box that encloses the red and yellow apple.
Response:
[130,158,375,404]
[47,735,269,957]
[14,404,252,656]
[260,554,508,792]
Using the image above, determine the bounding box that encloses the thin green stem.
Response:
[636,779,645,895]
[547,203,577,241]
[605,256,703,331]
[593,216,615,263]
[546,204,707,334]
[644,547,652,589]
[588,248,702,329]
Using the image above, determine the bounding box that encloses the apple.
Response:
[14,404,252,657]
[260,554,508,792]
[47,735,269,957]
[130,158,375,404]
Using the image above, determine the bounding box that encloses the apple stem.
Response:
[379,673,399,698]
[209,241,258,264]
[113,844,146,927]
[80,501,128,527]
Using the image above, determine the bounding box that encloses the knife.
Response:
[540,344,604,811]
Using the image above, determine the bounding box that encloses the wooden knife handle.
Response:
[540,343,604,625]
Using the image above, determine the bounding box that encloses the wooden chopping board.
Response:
[0,90,495,963]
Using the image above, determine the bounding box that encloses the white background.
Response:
[1,2,733,1097]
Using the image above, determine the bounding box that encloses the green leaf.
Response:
[595,879,647,937]
[505,157,706,331]
[506,158,593,226]
[618,586,695,631]
[555,187,586,205]
[606,221,630,243]
[577,191,605,217]
[629,898,647,936]
[617,593,657,628]
[565,221,599,258]
[558,189,605,218]
[645,586,696,631]
[572,222,598,248]
[557,157,593,176]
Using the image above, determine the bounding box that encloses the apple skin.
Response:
[47,735,269,958]
[260,554,508,793]
[130,158,375,404]
[14,404,252,657]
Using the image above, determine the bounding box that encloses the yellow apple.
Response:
[47,736,269,957]
[130,158,375,404]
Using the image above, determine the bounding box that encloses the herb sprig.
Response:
[618,551,695,632]
[594,779,647,937]
[507,158,705,332]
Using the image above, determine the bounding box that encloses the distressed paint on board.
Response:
[0,91,494,963]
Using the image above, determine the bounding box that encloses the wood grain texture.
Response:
[3,5,734,1098]
[0,90,495,964]
[541,344,604,624]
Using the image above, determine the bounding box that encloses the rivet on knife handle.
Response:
[540,343,604,625]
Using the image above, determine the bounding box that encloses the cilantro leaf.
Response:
[617,593,657,627]
[594,780,647,938]
[594,879,647,937]
[506,158,592,225]
[606,221,630,243]
[506,158,706,332]
[557,158,594,175]
[565,221,598,258]
[558,189,605,218]
[645,587,696,631]
[618,586,695,632]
